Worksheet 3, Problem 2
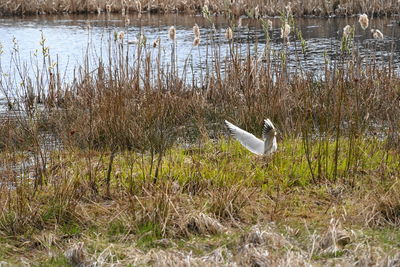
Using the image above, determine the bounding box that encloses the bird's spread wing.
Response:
[262,119,275,140]
[263,119,277,154]
[225,120,264,155]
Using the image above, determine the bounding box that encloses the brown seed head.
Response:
[359,14,369,30]
[168,26,176,41]
[281,23,291,39]
[343,25,352,38]
[193,37,200,46]
[193,24,200,38]
[225,27,233,40]
[124,17,130,26]
[106,4,111,14]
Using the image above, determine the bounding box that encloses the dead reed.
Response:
[0,0,399,16]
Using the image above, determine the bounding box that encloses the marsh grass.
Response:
[0,139,399,265]
[0,9,400,266]
[1,0,399,16]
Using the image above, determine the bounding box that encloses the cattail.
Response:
[281,23,291,39]
[106,4,111,14]
[371,29,384,39]
[267,19,273,29]
[193,37,200,46]
[193,24,200,38]
[168,26,176,41]
[285,2,292,16]
[225,27,233,40]
[124,17,130,26]
[343,25,352,38]
[153,38,159,48]
[359,13,369,30]
[237,17,242,28]
[254,5,259,19]
[118,31,125,41]
[135,0,142,13]
[139,33,146,45]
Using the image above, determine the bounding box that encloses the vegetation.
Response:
[0,9,400,266]
[1,141,400,265]
[0,0,399,17]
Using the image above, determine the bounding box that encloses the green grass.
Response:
[136,222,163,249]
[35,256,72,267]
[0,138,399,265]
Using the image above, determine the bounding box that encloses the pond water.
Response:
[0,14,399,86]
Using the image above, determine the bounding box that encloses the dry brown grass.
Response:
[0,169,399,265]
[0,0,399,16]
[358,180,400,227]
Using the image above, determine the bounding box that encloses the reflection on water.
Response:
[0,14,399,84]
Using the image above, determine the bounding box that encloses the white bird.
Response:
[225,119,278,155]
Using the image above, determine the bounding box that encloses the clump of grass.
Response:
[361,181,400,227]
[318,219,351,253]
[186,213,226,236]
[64,242,89,267]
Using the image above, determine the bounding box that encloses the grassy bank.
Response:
[0,0,399,17]
[0,10,400,266]
[0,139,400,266]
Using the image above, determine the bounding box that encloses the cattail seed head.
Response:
[268,19,273,29]
[371,29,384,39]
[343,25,352,38]
[153,38,159,48]
[124,17,130,26]
[359,13,369,30]
[136,0,142,13]
[237,17,242,28]
[281,23,291,39]
[193,37,200,46]
[106,4,111,14]
[118,31,125,41]
[225,27,233,40]
[254,5,259,19]
[168,26,176,41]
[193,24,200,38]
[285,2,292,16]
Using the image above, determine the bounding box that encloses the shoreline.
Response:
[1,0,399,18]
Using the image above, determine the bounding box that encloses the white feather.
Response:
[225,119,277,155]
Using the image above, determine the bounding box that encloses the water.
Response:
[0,14,399,87]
